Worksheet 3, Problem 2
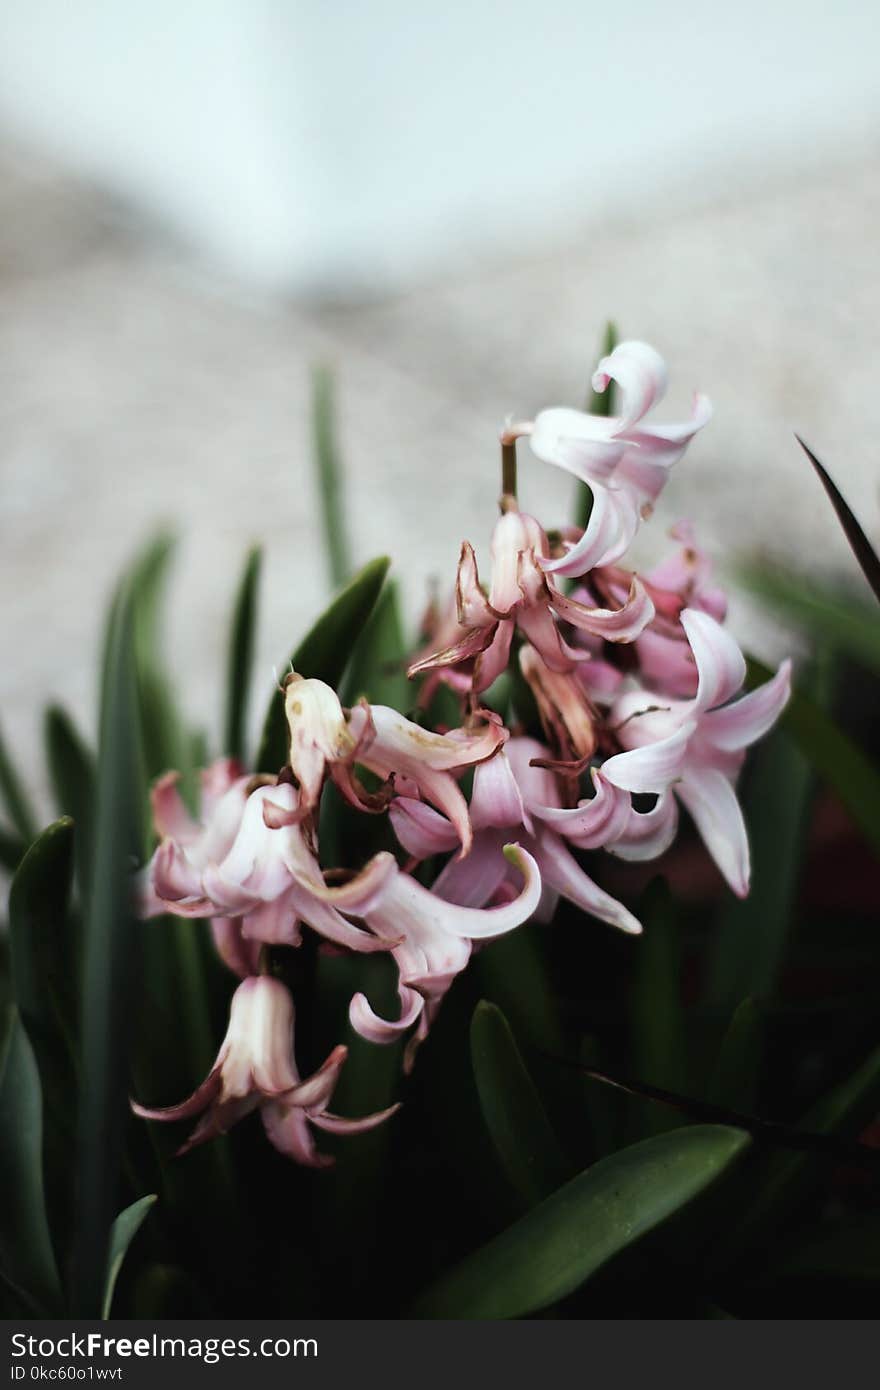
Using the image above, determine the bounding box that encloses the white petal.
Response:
[681,609,746,713]
[676,766,750,898]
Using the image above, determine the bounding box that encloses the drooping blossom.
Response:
[520,341,711,576]
[389,739,652,938]
[408,509,654,695]
[602,609,791,897]
[133,975,398,1166]
[276,672,506,854]
[348,840,542,1066]
[137,757,252,918]
[139,779,396,954]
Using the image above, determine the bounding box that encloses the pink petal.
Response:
[602,721,695,793]
[211,917,264,976]
[456,540,497,626]
[551,575,655,643]
[349,984,424,1043]
[530,769,631,849]
[676,766,750,898]
[431,830,510,907]
[131,1067,222,1123]
[531,826,642,934]
[528,407,624,485]
[407,622,496,678]
[261,1101,334,1168]
[151,772,199,842]
[469,750,528,833]
[617,393,713,500]
[309,1103,400,1135]
[515,600,580,672]
[681,609,746,713]
[474,617,515,691]
[701,660,791,751]
[609,793,680,862]
[539,485,640,578]
[389,797,460,858]
[591,340,668,431]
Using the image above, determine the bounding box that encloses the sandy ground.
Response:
[1,139,878,815]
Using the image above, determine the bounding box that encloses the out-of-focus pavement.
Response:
[1,139,878,810]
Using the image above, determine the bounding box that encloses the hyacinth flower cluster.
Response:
[134,339,791,1166]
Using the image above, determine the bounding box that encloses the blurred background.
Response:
[1,0,879,807]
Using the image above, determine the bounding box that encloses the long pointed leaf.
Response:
[102,1194,157,1319]
[412,1125,749,1318]
[72,579,144,1317]
[44,706,96,901]
[796,436,880,603]
[312,365,351,590]
[0,719,37,845]
[471,1001,572,1209]
[223,547,261,764]
[0,1008,63,1315]
[255,556,390,774]
[630,880,687,1138]
[705,729,812,1011]
[746,657,880,857]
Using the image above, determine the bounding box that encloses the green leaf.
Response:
[9,817,78,1060]
[72,578,144,1317]
[0,718,37,845]
[746,657,880,858]
[312,365,351,590]
[0,825,26,874]
[575,321,617,531]
[44,705,96,901]
[796,436,880,604]
[707,998,763,1113]
[102,1194,157,1319]
[223,546,262,763]
[705,729,812,1011]
[630,880,687,1138]
[727,1039,880,1264]
[0,1008,63,1315]
[771,1209,880,1285]
[739,565,880,675]
[255,556,390,773]
[470,1001,572,1209]
[128,535,191,797]
[413,1125,749,1319]
[340,579,409,711]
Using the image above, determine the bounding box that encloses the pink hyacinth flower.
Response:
[408,509,654,695]
[389,739,645,936]
[526,342,712,576]
[275,673,506,856]
[133,975,398,1166]
[140,780,396,954]
[602,609,792,897]
[348,840,542,1067]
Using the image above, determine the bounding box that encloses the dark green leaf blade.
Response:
[223,546,262,763]
[707,998,763,1113]
[705,728,811,1011]
[471,1001,572,1209]
[102,1194,157,1319]
[796,436,880,603]
[72,579,145,1317]
[0,1008,63,1315]
[312,365,351,590]
[746,657,880,857]
[44,706,96,900]
[630,880,687,1138]
[255,555,390,773]
[413,1125,749,1319]
[726,1039,880,1265]
[0,719,37,845]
